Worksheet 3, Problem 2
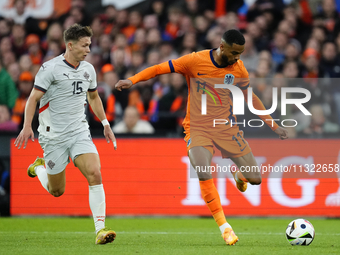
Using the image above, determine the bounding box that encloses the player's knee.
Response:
[86,167,102,185]
[248,177,262,185]
[50,188,65,197]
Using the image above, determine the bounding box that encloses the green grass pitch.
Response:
[0,217,339,255]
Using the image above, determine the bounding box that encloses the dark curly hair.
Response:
[222,29,245,46]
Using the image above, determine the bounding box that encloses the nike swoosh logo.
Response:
[197,72,207,76]
[240,146,247,152]
[207,198,215,203]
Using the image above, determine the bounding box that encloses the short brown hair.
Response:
[63,23,93,43]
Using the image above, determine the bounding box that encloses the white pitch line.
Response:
[0,231,339,236]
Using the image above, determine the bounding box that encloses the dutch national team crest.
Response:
[224,74,234,85]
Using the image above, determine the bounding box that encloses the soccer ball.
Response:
[285,218,315,246]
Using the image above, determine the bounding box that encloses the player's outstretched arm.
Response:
[115,61,173,91]
[87,90,117,150]
[14,88,44,149]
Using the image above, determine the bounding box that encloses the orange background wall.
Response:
[10,138,340,216]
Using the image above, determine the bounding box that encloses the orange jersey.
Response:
[170,49,249,134]
[128,49,279,134]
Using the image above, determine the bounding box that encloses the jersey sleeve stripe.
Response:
[88,87,97,92]
[34,85,47,93]
[39,102,49,113]
[168,60,175,73]
[237,83,250,90]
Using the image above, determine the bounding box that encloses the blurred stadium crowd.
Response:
[1,0,340,138]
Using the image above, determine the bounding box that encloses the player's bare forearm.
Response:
[14,98,36,149]
[15,88,44,149]
[23,89,44,128]
[87,91,106,122]
[23,97,37,128]
[87,91,117,148]
[88,91,117,149]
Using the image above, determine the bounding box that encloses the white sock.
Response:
[89,184,106,234]
[219,222,232,234]
[35,165,49,192]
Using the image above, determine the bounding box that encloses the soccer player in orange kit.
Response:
[115,29,288,245]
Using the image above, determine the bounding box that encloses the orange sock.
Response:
[199,179,226,227]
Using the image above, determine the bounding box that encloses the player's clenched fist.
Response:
[115,79,133,91]
[274,126,289,140]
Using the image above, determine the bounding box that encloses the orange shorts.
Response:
[184,126,251,158]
